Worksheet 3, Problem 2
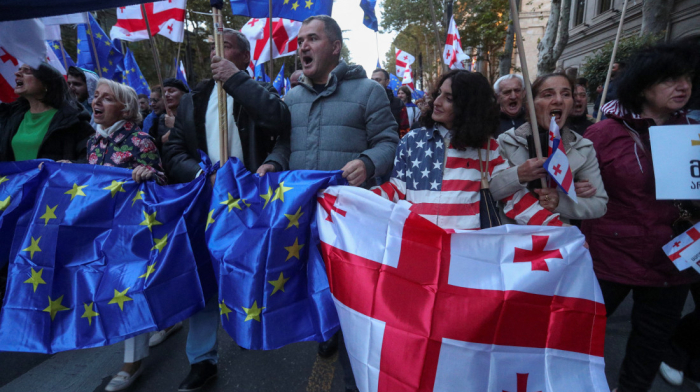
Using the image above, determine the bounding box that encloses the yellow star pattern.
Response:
[271,182,293,203]
[108,287,133,311]
[53,43,59,50]
[140,211,162,232]
[65,183,88,200]
[132,191,145,206]
[151,234,168,252]
[220,193,249,212]
[103,180,126,197]
[305,0,313,9]
[39,205,57,226]
[284,207,304,229]
[284,238,304,261]
[206,209,215,231]
[268,272,290,296]
[0,196,10,212]
[102,67,108,73]
[24,267,46,292]
[260,186,274,209]
[22,236,42,260]
[291,1,300,10]
[43,295,70,321]
[77,48,81,54]
[139,262,157,279]
[220,300,233,320]
[242,301,265,322]
[95,33,103,39]
[0,176,8,185]
[81,302,99,326]
[77,38,81,44]
[131,68,136,73]
[284,0,289,3]
[104,41,111,46]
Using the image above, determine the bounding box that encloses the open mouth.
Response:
[94,108,104,116]
[301,55,313,68]
[508,101,518,110]
[550,109,562,121]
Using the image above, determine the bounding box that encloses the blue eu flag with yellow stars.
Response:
[389,73,401,95]
[360,0,378,31]
[123,49,150,96]
[207,158,343,350]
[47,41,76,69]
[77,13,124,80]
[254,63,270,83]
[273,63,285,95]
[229,0,332,22]
[0,161,213,353]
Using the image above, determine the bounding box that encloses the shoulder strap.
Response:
[478,148,489,190]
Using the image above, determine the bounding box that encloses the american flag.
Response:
[374,126,562,230]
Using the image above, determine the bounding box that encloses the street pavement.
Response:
[0,294,697,392]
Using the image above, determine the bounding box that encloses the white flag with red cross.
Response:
[443,16,469,70]
[316,186,608,392]
[110,0,187,43]
[544,116,578,203]
[395,48,415,78]
[663,223,700,271]
[0,19,46,103]
[401,65,414,91]
[241,17,301,67]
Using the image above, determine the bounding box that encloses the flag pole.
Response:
[268,0,274,79]
[86,17,103,78]
[375,32,380,66]
[212,7,229,163]
[58,40,69,72]
[218,9,229,161]
[175,42,182,77]
[508,0,546,188]
[141,4,164,88]
[596,0,629,122]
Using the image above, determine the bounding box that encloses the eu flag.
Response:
[77,13,124,79]
[254,63,270,82]
[360,0,378,31]
[0,161,213,353]
[123,49,150,96]
[47,41,76,69]
[273,63,285,95]
[389,73,401,95]
[229,0,333,22]
[207,159,343,349]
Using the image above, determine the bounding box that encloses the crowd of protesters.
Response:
[1,13,699,392]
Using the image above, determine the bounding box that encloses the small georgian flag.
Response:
[544,116,578,203]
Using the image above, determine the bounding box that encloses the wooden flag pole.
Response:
[175,42,182,77]
[141,4,164,88]
[58,40,69,72]
[86,19,103,77]
[268,0,274,79]
[508,0,546,188]
[596,0,629,122]
[218,9,229,161]
[212,7,229,163]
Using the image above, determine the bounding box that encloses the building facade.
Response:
[513,0,552,79]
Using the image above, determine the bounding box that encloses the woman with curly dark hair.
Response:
[373,69,563,230]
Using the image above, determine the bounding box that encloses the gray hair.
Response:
[96,78,142,124]
[222,28,250,53]
[493,74,524,94]
[302,15,343,50]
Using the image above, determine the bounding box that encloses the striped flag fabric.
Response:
[395,48,414,79]
[240,17,300,67]
[317,185,608,392]
[110,0,187,43]
[544,116,577,204]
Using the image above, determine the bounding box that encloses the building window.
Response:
[598,0,612,14]
[574,0,586,25]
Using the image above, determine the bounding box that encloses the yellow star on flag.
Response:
[268,272,290,296]
[81,302,99,325]
[108,287,133,311]
[125,70,130,75]
[53,44,59,50]
[284,0,289,3]
[151,234,168,252]
[24,267,46,292]
[77,38,81,44]
[22,236,41,260]
[104,41,111,46]
[271,182,293,203]
[242,301,265,322]
[65,183,88,200]
[284,207,304,229]
[103,180,126,197]
[220,300,233,320]
[131,68,136,73]
[0,196,10,212]
[102,67,108,73]
[39,205,57,226]
[77,48,81,54]
[206,209,215,231]
[140,210,162,232]
[284,238,304,261]
[43,295,70,321]
[0,176,8,186]
[260,186,274,209]
[305,0,313,9]
[220,193,249,212]
[291,1,300,10]
[139,262,157,279]
[132,190,145,206]
[96,33,102,39]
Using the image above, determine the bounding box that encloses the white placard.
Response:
[649,124,700,200]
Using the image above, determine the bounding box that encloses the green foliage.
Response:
[380,0,441,33]
[457,0,510,81]
[579,33,664,95]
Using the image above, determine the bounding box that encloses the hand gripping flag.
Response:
[360,0,378,31]
[206,158,344,349]
[544,116,578,203]
[77,13,124,79]
[443,16,469,70]
[123,49,150,96]
[241,17,301,67]
[317,186,608,392]
[0,161,214,353]
[663,222,700,272]
[230,0,332,22]
[110,1,187,43]
[395,48,415,78]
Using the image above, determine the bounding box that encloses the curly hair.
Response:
[423,70,499,150]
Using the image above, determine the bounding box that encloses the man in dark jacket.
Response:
[493,74,527,136]
[162,28,290,391]
[569,83,594,136]
[371,68,408,136]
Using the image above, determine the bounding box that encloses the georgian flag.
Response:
[663,223,700,271]
[316,186,607,392]
[544,116,578,204]
[401,65,414,91]
[110,0,187,43]
[442,16,469,70]
[241,17,301,67]
[0,19,46,103]
[395,48,415,78]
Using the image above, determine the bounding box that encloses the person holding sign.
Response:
[581,43,699,392]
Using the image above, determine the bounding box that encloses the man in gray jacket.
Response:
[257,15,398,188]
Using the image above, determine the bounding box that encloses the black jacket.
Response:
[0,100,94,162]
[496,108,527,137]
[163,71,291,184]
[385,88,404,128]
[569,114,594,136]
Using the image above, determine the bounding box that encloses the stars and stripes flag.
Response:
[443,16,469,70]
[395,48,415,78]
[110,0,187,43]
[240,17,301,68]
[317,185,608,392]
[544,116,578,204]
[663,223,700,271]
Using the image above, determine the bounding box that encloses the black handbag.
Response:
[478,149,502,229]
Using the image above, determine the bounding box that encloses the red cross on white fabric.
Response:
[248,18,260,27]
[167,24,173,34]
[553,164,562,176]
[0,47,18,66]
[318,193,346,222]
[503,373,541,392]
[513,235,563,272]
[253,19,290,64]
